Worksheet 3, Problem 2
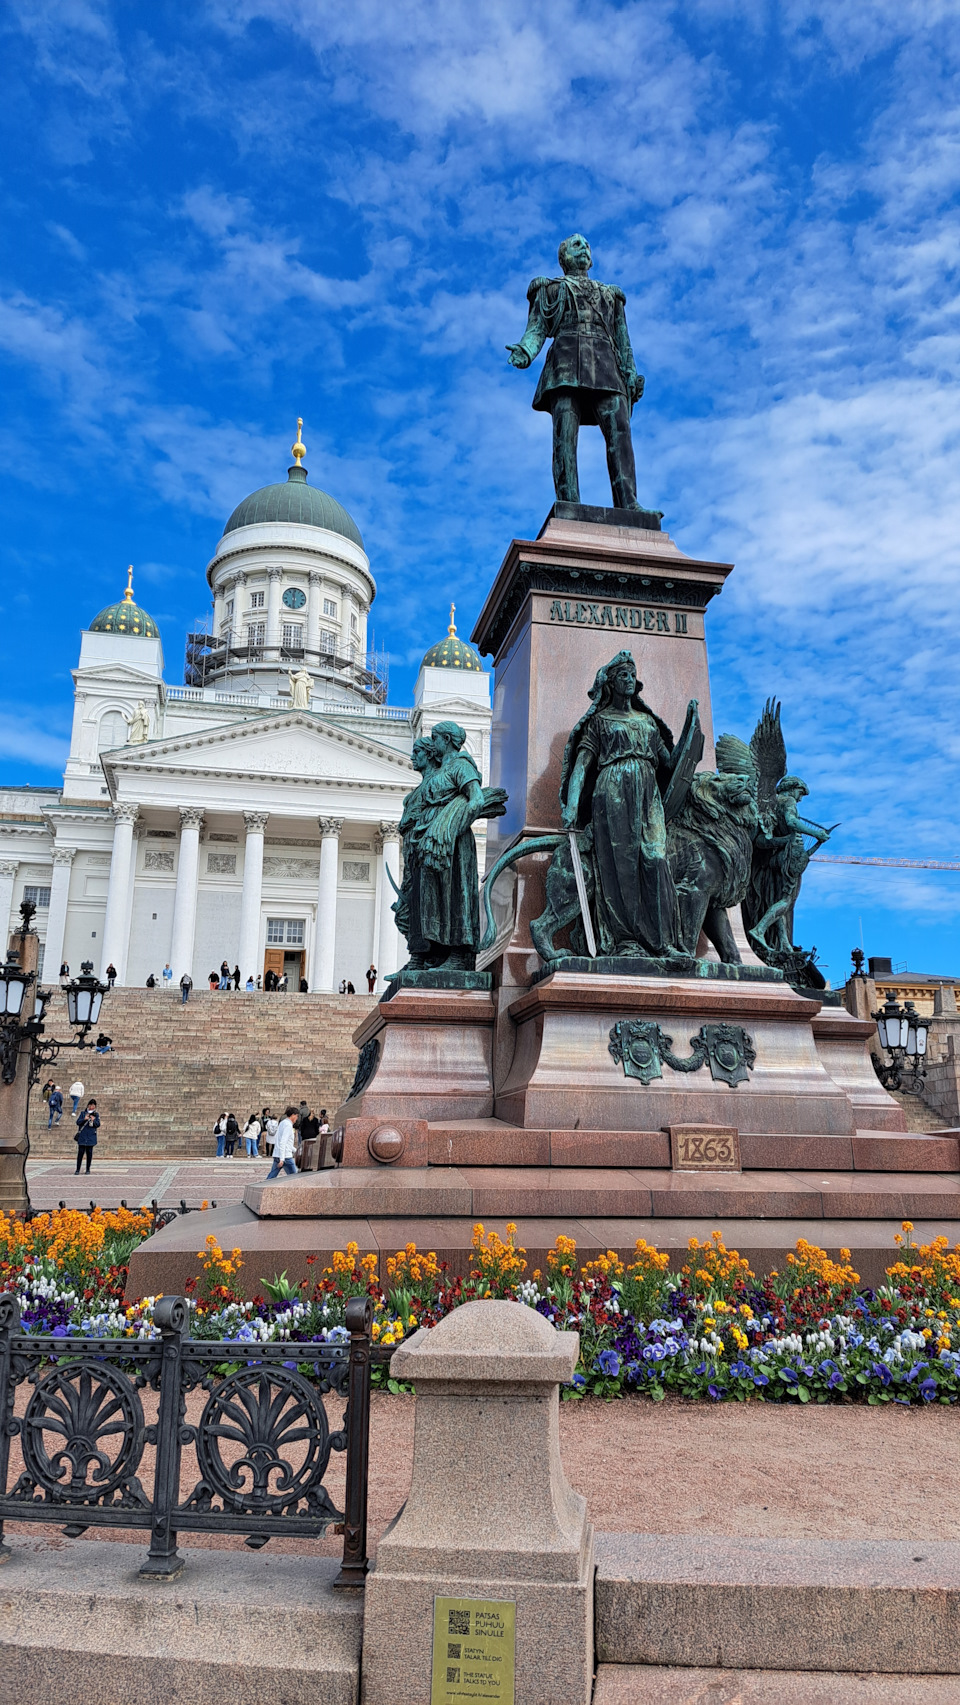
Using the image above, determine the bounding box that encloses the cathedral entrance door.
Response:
[263,947,305,988]
[283,949,305,988]
[263,948,284,986]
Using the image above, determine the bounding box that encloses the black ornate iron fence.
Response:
[0,1292,383,1587]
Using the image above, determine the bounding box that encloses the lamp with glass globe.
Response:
[871,989,930,1096]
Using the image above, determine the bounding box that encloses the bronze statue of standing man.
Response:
[507,234,645,511]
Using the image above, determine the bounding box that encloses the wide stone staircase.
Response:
[29,988,375,1158]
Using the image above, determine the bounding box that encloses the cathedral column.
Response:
[307,570,323,662]
[0,861,19,947]
[44,848,76,980]
[117,821,144,985]
[100,802,139,979]
[169,807,205,982]
[312,817,343,991]
[376,822,403,985]
[266,566,283,660]
[238,810,269,982]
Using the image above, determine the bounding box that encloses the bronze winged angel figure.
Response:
[741,699,837,986]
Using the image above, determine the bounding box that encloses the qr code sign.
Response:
[447,1643,462,1659]
[448,1610,471,1635]
[446,1667,461,1684]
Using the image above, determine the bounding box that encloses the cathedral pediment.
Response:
[101,710,415,787]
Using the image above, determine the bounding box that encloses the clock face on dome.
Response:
[282,586,307,610]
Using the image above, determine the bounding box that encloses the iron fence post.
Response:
[140,1295,188,1579]
[0,1293,21,1560]
[334,1294,374,1587]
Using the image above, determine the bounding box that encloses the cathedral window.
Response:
[266,917,305,945]
[323,598,338,617]
[249,590,265,609]
[350,612,358,632]
[226,600,234,620]
[247,621,265,648]
[282,623,304,651]
[24,885,50,909]
[319,629,336,654]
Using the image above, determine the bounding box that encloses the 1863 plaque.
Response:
[670,1124,741,1170]
[431,1596,516,1705]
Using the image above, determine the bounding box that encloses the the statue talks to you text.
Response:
[507,233,646,511]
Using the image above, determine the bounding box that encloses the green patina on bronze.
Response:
[480,656,836,992]
[507,233,646,511]
[390,725,507,980]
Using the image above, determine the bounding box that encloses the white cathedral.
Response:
[1,424,492,991]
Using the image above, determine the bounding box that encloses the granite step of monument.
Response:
[0,1535,362,1704]
[243,1164,960,1225]
[594,1534,960,1676]
[593,1665,960,1701]
[425,1119,960,1172]
[125,1201,960,1299]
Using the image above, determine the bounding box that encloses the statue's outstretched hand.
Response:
[630,373,645,405]
[506,343,531,369]
[560,803,578,831]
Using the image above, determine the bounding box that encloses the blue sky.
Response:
[1,0,959,984]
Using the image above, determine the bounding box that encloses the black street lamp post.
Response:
[871,989,930,1097]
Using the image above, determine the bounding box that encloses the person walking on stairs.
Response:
[180,972,192,1004]
[75,1099,100,1173]
[47,1085,63,1127]
[68,1080,84,1117]
[105,963,117,988]
[265,1107,299,1180]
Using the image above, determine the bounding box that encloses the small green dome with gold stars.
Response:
[89,567,159,638]
[421,605,482,673]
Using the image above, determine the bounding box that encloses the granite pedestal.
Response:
[360,1299,594,1705]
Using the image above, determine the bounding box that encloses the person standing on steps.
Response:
[105,963,117,989]
[180,972,192,1003]
[243,1112,261,1158]
[68,1080,84,1117]
[47,1085,63,1128]
[245,974,255,992]
[214,1112,228,1159]
[366,963,377,993]
[233,964,241,990]
[75,1099,100,1174]
[298,1107,320,1170]
[162,963,173,990]
[261,1107,277,1158]
[265,1107,299,1180]
[223,1111,240,1158]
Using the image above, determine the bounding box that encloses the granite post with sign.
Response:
[361,1300,594,1705]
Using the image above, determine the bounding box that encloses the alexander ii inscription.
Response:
[548,597,689,634]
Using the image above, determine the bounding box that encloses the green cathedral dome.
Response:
[89,569,159,638]
[421,605,483,673]
[223,466,364,550]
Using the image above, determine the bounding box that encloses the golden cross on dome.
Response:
[291,417,306,465]
[448,602,457,636]
[123,565,135,604]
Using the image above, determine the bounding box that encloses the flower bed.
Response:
[3,1210,960,1405]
